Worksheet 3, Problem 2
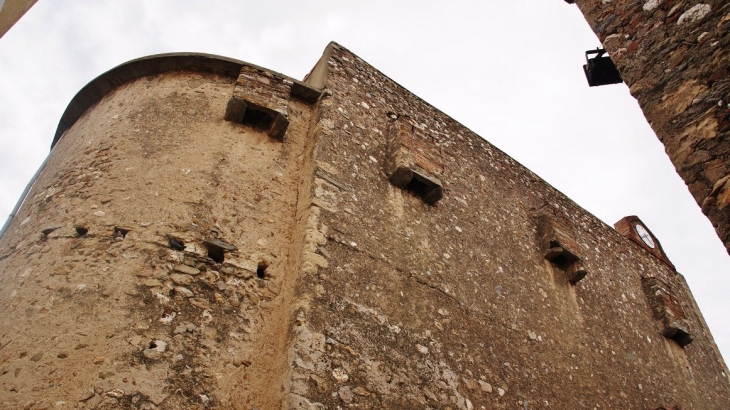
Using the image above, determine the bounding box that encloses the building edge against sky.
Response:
[0,0,37,39]
[571,0,730,256]
[0,43,728,409]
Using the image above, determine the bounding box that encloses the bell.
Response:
[583,48,623,87]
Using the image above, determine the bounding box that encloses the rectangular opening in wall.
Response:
[224,96,289,139]
[113,227,130,240]
[400,171,442,204]
[544,248,586,284]
[241,107,274,131]
[544,241,579,268]
[203,237,237,265]
[206,243,225,263]
[404,173,430,198]
[665,327,693,348]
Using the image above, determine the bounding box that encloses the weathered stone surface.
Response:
[173,264,200,275]
[0,44,727,410]
[170,273,193,285]
[0,55,313,409]
[573,0,730,256]
[289,42,730,409]
[385,116,444,204]
[174,286,194,297]
[642,276,694,346]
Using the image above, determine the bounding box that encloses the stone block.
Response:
[269,111,290,139]
[224,96,247,123]
[290,81,322,103]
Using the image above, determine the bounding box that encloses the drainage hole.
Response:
[168,237,185,251]
[256,262,268,279]
[113,227,130,240]
[75,226,89,236]
[206,244,225,264]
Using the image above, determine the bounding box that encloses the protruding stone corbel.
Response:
[564,260,588,285]
[290,81,322,103]
[536,212,587,284]
[224,66,293,139]
[385,117,444,204]
[641,276,693,347]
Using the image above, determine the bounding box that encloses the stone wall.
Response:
[0,44,728,409]
[287,43,730,409]
[573,0,730,253]
[0,59,319,409]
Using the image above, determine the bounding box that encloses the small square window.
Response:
[224,97,289,139]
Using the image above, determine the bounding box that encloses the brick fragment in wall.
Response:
[572,1,730,254]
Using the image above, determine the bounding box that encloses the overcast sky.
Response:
[1,1,729,360]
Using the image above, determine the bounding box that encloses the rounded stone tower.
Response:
[0,53,320,409]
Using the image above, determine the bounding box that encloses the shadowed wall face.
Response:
[573,0,730,253]
[286,44,730,410]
